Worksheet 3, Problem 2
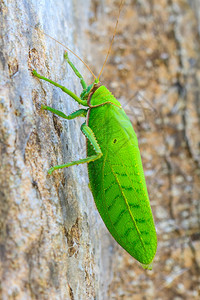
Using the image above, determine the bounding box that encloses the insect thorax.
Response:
[89,86,121,107]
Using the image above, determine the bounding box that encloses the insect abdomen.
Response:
[87,94,157,265]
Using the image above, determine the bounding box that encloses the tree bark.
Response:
[1,0,200,299]
[0,0,113,299]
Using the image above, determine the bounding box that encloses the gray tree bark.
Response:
[1,0,200,299]
[0,0,113,299]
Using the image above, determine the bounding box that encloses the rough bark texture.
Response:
[0,0,113,299]
[0,0,200,299]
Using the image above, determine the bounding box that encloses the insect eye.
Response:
[113,139,117,144]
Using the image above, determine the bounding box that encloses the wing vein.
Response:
[108,160,147,252]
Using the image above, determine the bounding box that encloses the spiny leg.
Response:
[41,105,88,119]
[64,51,87,90]
[48,122,102,174]
[32,69,87,106]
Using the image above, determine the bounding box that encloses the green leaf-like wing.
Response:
[87,88,157,265]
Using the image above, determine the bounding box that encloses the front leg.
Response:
[32,69,88,106]
[64,51,87,90]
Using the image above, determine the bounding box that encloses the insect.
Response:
[32,0,157,268]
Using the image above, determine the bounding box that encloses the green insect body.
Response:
[32,49,157,267]
[87,87,157,266]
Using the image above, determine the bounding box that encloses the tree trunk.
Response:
[0,0,113,299]
[1,0,200,299]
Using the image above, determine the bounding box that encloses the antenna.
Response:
[30,25,96,79]
[97,0,125,80]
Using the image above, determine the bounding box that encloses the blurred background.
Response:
[84,0,200,298]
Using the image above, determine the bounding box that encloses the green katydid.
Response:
[32,0,157,268]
